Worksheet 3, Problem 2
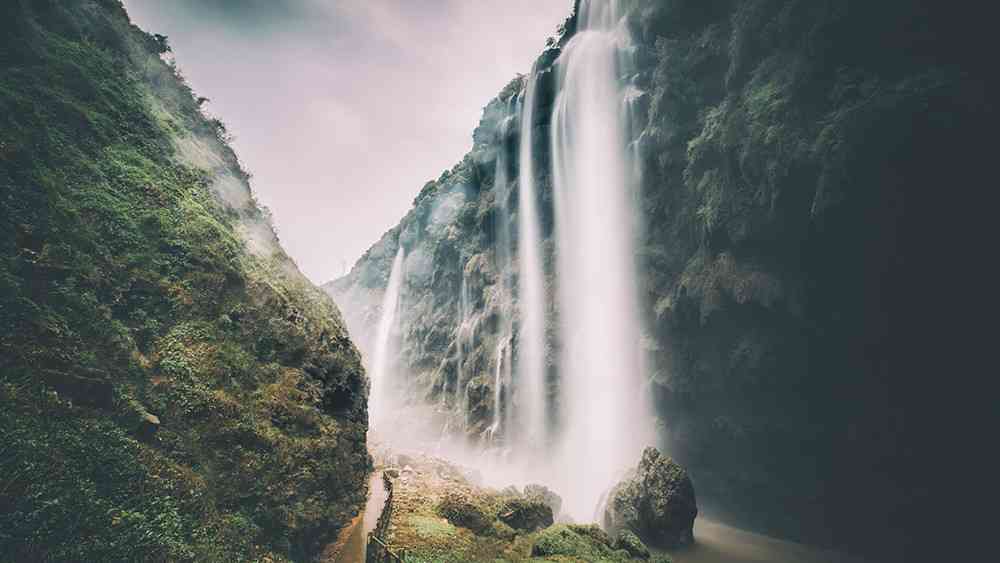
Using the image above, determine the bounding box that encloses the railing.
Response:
[365,472,406,563]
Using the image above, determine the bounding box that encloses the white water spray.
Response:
[516,69,548,450]
[456,271,472,414]
[357,0,652,522]
[485,336,508,442]
[550,0,649,520]
[370,247,405,433]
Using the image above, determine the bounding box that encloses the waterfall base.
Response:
[359,442,862,563]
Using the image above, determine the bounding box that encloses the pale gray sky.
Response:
[122,0,572,283]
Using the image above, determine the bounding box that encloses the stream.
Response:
[325,473,389,563]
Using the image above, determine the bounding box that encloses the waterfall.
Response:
[516,69,547,450]
[485,336,508,442]
[358,0,652,517]
[456,269,483,430]
[488,95,519,443]
[370,247,405,433]
[455,268,472,406]
[549,0,649,520]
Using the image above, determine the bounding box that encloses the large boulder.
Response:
[603,447,697,548]
[614,529,651,559]
[498,496,553,532]
[525,483,563,518]
[436,491,493,535]
[530,524,615,560]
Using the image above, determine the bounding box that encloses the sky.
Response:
[122,0,572,284]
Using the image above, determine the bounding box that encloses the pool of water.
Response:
[668,519,867,563]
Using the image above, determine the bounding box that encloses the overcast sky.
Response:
[122,0,571,283]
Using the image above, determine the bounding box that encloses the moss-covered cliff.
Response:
[327,1,990,561]
[0,1,369,560]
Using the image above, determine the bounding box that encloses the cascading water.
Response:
[358,0,653,521]
[486,96,520,444]
[485,336,508,442]
[549,0,650,520]
[369,247,406,433]
[516,69,548,451]
[456,271,472,415]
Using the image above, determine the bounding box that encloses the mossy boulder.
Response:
[435,491,494,535]
[604,447,697,548]
[615,529,651,559]
[568,523,613,546]
[525,483,563,518]
[498,496,553,532]
[531,523,667,562]
[531,524,619,560]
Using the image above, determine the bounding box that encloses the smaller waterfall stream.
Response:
[486,95,520,444]
[485,336,508,442]
[370,247,405,433]
[456,272,472,416]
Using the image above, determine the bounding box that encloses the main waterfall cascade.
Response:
[515,67,548,452]
[359,0,654,522]
[549,0,652,520]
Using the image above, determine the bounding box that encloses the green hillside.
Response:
[0,1,369,560]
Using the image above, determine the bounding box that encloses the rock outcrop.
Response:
[604,447,698,548]
[525,483,563,520]
[436,491,494,535]
[614,530,651,560]
[499,496,554,532]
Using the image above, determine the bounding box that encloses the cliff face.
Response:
[0,1,369,560]
[327,76,532,438]
[328,1,989,560]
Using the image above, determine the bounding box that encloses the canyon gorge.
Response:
[2,0,990,561]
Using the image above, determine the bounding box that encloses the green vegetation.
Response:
[0,1,368,560]
[532,525,614,560]
[436,491,496,535]
[376,454,662,563]
[531,525,670,563]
